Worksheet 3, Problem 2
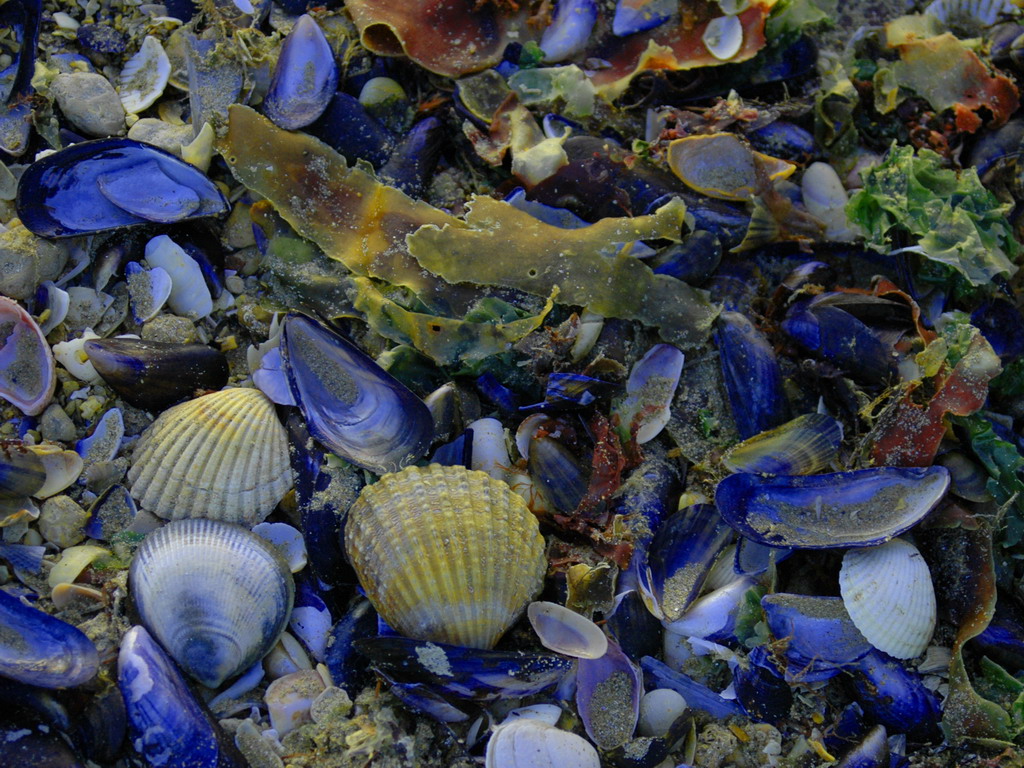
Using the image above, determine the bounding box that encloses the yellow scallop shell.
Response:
[345,464,547,650]
[127,388,292,527]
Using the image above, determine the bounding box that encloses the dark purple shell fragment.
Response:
[84,338,228,411]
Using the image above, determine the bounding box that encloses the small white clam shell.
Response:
[527,601,608,659]
[485,718,600,768]
[802,162,856,241]
[143,234,212,319]
[119,37,171,115]
[638,688,687,737]
[52,329,102,384]
[839,538,936,659]
[252,522,307,573]
[28,444,84,499]
[263,632,312,680]
[702,14,743,61]
[468,417,512,482]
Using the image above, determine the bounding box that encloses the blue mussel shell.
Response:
[0,588,98,689]
[281,314,434,474]
[716,466,950,549]
[16,139,229,237]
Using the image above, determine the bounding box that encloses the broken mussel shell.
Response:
[345,464,547,650]
[721,412,843,475]
[0,587,99,688]
[129,518,295,688]
[715,466,950,548]
[0,295,56,416]
[118,625,245,768]
[281,314,433,475]
[127,387,292,527]
[0,441,46,499]
[355,636,572,701]
[84,338,229,411]
[16,139,229,238]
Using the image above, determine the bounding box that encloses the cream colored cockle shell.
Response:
[127,387,292,527]
[839,538,936,659]
[345,463,547,650]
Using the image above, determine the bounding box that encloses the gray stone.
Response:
[141,314,197,344]
[40,404,77,443]
[37,495,89,548]
[0,222,68,300]
[50,73,126,138]
[127,118,193,157]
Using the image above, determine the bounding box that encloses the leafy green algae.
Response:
[846,144,1020,286]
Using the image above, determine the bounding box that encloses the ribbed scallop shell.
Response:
[345,464,547,650]
[118,36,170,115]
[127,388,292,527]
[129,518,294,688]
[839,538,936,659]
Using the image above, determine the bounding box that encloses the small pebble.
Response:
[265,669,326,735]
[0,222,68,300]
[52,11,80,30]
[37,495,89,548]
[638,688,688,737]
[127,118,194,157]
[141,314,197,343]
[40,404,77,443]
[232,719,285,768]
[50,73,126,138]
[310,686,353,724]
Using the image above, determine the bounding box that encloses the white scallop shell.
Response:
[702,14,743,61]
[924,0,1017,26]
[130,518,294,688]
[118,36,171,115]
[127,388,292,527]
[839,538,936,659]
[485,718,600,768]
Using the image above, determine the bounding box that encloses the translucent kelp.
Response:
[406,196,717,348]
[222,106,468,314]
[888,29,1019,133]
[225,106,714,350]
[345,0,533,77]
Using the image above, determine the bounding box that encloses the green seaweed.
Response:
[847,144,1021,286]
[953,414,1024,549]
[349,276,555,367]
